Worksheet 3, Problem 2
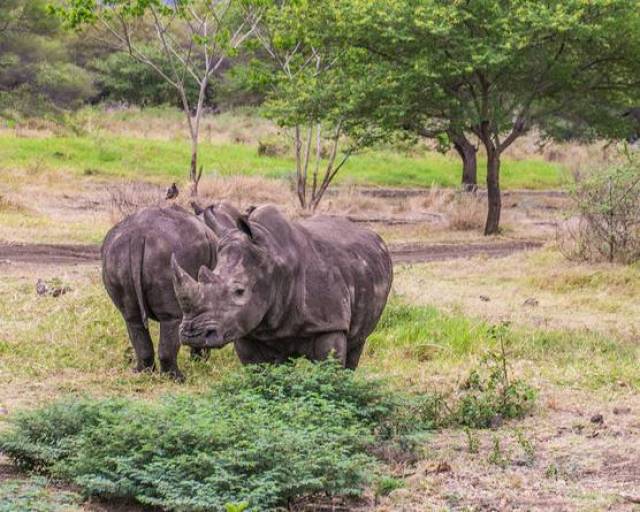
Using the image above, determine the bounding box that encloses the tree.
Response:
[248,1,388,210]
[55,0,262,195]
[0,0,95,117]
[335,0,640,234]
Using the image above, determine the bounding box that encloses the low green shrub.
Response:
[0,360,432,511]
[453,325,536,428]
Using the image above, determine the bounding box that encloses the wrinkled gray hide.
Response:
[172,205,393,369]
[101,204,240,380]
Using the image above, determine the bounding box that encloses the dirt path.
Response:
[0,242,100,265]
[0,240,543,266]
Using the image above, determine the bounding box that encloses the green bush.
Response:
[453,326,537,428]
[0,360,431,511]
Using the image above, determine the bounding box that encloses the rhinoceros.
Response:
[101,203,241,380]
[170,205,393,369]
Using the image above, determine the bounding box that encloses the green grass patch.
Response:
[370,301,640,390]
[0,477,81,512]
[0,133,567,189]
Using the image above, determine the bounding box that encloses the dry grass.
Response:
[194,174,295,213]
[394,247,640,340]
[106,181,165,223]
[375,388,640,512]
[0,193,29,214]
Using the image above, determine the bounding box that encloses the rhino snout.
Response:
[204,328,225,348]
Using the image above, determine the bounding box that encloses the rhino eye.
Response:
[233,288,245,297]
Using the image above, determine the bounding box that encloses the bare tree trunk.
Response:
[189,134,200,196]
[451,133,478,191]
[485,147,501,235]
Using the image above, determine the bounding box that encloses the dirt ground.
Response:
[0,238,542,266]
[4,178,640,511]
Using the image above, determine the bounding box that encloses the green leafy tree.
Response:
[0,0,95,117]
[249,1,395,210]
[332,0,640,234]
[55,0,263,195]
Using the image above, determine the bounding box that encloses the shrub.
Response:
[453,326,536,428]
[0,360,432,511]
[558,157,640,263]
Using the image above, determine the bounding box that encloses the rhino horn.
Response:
[171,254,200,311]
[197,265,218,284]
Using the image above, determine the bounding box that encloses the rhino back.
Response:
[102,206,216,322]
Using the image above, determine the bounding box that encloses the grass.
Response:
[0,210,109,245]
[0,477,82,512]
[0,264,636,414]
[0,133,567,190]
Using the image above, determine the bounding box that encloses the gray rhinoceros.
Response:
[101,203,240,380]
[170,205,393,369]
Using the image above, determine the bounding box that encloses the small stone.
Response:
[614,406,631,415]
[51,286,71,298]
[490,414,504,429]
[590,414,604,424]
[435,461,452,474]
[36,278,48,296]
[523,297,539,307]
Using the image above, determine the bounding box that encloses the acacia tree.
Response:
[247,1,387,210]
[55,0,262,195]
[339,0,640,234]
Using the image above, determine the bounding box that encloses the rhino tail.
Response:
[129,236,149,329]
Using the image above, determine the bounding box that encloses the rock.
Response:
[523,297,539,307]
[36,278,48,296]
[590,413,604,424]
[479,295,491,302]
[614,406,631,415]
[490,414,504,429]
[51,286,71,298]
[435,461,452,474]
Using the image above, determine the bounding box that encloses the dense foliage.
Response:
[0,0,94,118]
[0,360,430,511]
[0,353,535,510]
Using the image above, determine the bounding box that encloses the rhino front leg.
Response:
[159,319,184,381]
[126,321,155,372]
[234,338,282,365]
[312,332,347,367]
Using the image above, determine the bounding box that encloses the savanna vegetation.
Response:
[2,0,640,510]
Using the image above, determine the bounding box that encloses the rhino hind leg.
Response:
[126,321,155,372]
[346,339,366,370]
[159,320,184,382]
[312,332,348,367]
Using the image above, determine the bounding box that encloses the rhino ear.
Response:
[171,254,200,311]
[237,215,254,239]
[190,201,204,216]
[204,205,233,237]
[198,265,217,284]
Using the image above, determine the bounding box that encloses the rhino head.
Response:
[171,214,275,349]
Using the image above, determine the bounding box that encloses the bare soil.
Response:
[0,242,100,265]
[0,239,542,266]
